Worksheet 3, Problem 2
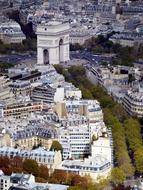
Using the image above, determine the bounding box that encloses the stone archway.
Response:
[37,22,70,65]
[59,39,64,62]
[43,49,49,64]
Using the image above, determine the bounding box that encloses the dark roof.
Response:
[13,126,57,141]
[20,72,41,81]
[10,176,22,183]
[9,186,28,190]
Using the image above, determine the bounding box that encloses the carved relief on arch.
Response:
[39,40,53,45]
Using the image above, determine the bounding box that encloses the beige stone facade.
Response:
[15,137,54,150]
[0,133,56,151]
[3,102,44,118]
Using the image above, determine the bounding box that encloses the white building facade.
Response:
[122,89,143,118]
[0,170,68,190]
[0,147,62,171]
[58,155,111,181]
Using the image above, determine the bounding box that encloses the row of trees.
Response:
[71,34,143,67]
[0,62,13,72]
[124,118,143,174]
[106,114,134,178]
[0,155,111,190]
[0,156,49,180]
[54,65,143,183]
[0,39,36,54]
[87,35,135,67]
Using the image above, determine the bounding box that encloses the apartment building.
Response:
[14,126,57,150]
[59,155,111,181]
[59,124,91,159]
[122,88,143,117]
[70,32,91,45]
[0,174,11,190]
[0,171,35,190]
[55,99,103,122]
[0,21,26,44]
[0,171,68,190]
[31,84,64,103]
[91,136,112,164]
[3,101,44,118]
[0,123,58,150]
[9,81,31,96]
[64,83,82,99]
[58,119,106,159]
[110,32,143,47]
[0,147,62,171]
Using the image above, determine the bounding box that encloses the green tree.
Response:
[134,149,143,173]
[110,104,128,122]
[68,65,86,79]
[111,168,125,185]
[0,62,13,73]
[68,187,82,190]
[23,159,39,176]
[35,177,47,183]
[54,64,64,75]
[124,118,143,152]
[124,118,143,174]
[70,43,83,51]
[81,88,93,99]
[50,141,63,152]
[92,134,97,142]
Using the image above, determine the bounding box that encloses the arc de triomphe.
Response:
[36,21,70,65]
